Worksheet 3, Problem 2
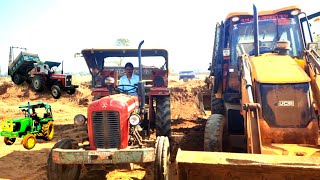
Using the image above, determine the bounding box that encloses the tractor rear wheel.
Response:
[32,75,45,92]
[51,85,61,99]
[211,94,224,114]
[47,139,81,180]
[22,134,36,150]
[42,121,54,141]
[4,137,16,145]
[154,136,170,180]
[13,74,24,85]
[204,114,225,151]
[155,96,171,137]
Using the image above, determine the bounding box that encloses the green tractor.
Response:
[0,102,54,150]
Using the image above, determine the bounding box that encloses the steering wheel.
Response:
[116,84,137,94]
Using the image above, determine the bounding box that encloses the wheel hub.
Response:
[52,89,58,96]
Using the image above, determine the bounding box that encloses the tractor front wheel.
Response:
[154,136,170,180]
[204,114,225,151]
[22,134,36,150]
[42,121,54,141]
[4,137,16,145]
[155,96,171,137]
[47,139,81,180]
[32,75,45,92]
[51,85,61,99]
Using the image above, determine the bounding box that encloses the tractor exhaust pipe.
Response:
[253,4,260,56]
[61,60,64,74]
[138,40,144,81]
[137,40,146,114]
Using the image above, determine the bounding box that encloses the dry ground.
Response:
[0,74,209,180]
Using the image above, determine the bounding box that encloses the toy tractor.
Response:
[0,102,54,150]
[32,61,79,99]
[47,41,172,180]
[7,46,79,99]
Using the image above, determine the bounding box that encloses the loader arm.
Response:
[241,56,262,154]
[307,48,320,113]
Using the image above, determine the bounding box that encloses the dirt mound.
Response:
[169,79,206,120]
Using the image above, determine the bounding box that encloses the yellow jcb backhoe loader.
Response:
[176,5,320,179]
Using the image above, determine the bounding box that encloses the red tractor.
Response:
[47,41,172,179]
[32,61,79,99]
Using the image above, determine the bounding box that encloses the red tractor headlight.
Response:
[129,114,141,126]
[74,114,87,126]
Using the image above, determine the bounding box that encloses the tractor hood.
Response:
[249,54,310,83]
[86,93,139,150]
[12,117,30,122]
[88,94,139,115]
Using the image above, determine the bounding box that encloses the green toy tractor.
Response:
[0,102,54,150]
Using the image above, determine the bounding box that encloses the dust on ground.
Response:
[0,74,209,180]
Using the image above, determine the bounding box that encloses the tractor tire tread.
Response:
[204,114,225,151]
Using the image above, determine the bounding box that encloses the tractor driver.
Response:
[118,62,139,96]
[43,64,53,77]
[30,107,40,123]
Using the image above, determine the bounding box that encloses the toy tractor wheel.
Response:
[66,88,76,95]
[47,139,81,180]
[4,137,16,145]
[13,74,24,85]
[32,75,45,92]
[51,85,61,99]
[42,121,54,141]
[22,134,36,150]
[154,136,170,180]
[155,96,171,137]
[204,114,225,151]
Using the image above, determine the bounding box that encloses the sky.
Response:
[0,0,319,75]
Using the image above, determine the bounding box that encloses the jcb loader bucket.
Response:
[195,91,211,114]
[176,149,320,180]
[195,75,214,114]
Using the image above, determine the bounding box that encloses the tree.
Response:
[114,38,130,66]
[115,38,130,47]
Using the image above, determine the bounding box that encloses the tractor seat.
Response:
[43,113,51,118]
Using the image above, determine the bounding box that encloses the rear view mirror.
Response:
[307,42,319,51]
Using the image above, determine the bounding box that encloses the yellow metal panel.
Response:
[250,54,310,83]
[262,144,320,156]
[176,149,320,180]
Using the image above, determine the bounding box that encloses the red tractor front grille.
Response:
[66,75,72,87]
[92,111,120,148]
